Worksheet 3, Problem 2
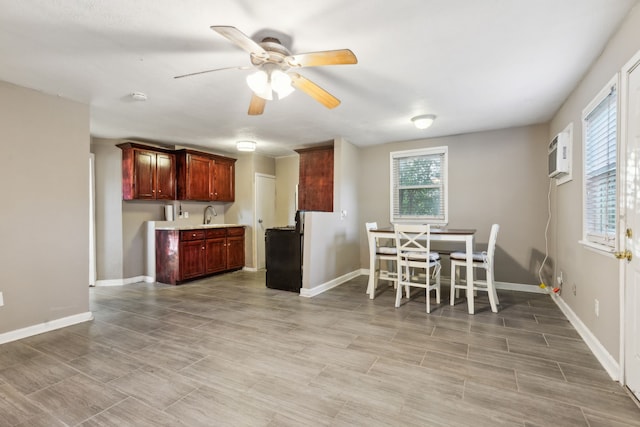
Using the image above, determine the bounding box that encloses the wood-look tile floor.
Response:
[1,271,639,426]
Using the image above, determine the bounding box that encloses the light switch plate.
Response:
[0,291,4,307]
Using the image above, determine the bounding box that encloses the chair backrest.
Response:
[365,221,378,250]
[365,222,378,232]
[486,224,500,266]
[393,223,431,256]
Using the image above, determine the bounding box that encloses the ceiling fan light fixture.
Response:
[246,70,272,100]
[412,114,436,129]
[271,69,294,99]
[236,140,257,152]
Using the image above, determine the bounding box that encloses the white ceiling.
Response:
[0,0,636,157]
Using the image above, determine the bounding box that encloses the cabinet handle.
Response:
[192,233,196,237]
[202,246,205,250]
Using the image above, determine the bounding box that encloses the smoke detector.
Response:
[131,92,148,101]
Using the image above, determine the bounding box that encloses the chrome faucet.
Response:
[203,205,217,224]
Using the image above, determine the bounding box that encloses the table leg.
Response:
[466,236,474,314]
[367,234,376,299]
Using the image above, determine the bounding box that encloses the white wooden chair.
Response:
[393,223,442,313]
[365,222,399,297]
[450,223,500,313]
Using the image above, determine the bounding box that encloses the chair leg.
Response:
[450,263,457,306]
[487,269,499,313]
[395,264,406,308]
[426,288,431,313]
[435,271,441,304]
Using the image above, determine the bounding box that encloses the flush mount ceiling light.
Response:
[236,140,257,152]
[411,114,436,129]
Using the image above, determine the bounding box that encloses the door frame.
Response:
[619,48,640,392]
[254,173,276,270]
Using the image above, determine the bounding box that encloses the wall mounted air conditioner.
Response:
[548,131,569,178]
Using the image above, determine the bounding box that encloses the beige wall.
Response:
[91,139,123,280]
[0,81,90,335]
[548,3,640,360]
[275,155,299,226]
[357,125,550,286]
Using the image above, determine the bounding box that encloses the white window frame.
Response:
[390,146,448,224]
[580,74,619,253]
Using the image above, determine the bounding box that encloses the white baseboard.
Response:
[95,276,153,287]
[551,293,620,381]
[0,311,94,345]
[362,270,546,294]
[243,267,258,272]
[300,269,362,298]
[494,280,547,294]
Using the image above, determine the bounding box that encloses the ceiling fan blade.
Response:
[174,65,251,79]
[211,26,268,59]
[286,49,357,68]
[248,93,266,115]
[289,73,340,109]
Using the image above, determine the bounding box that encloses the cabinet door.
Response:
[297,146,334,211]
[226,228,245,270]
[133,149,157,199]
[180,240,205,280]
[155,153,176,200]
[205,237,227,274]
[187,154,213,200]
[213,159,235,202]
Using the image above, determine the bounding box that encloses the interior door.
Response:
[255,174,276,270]
[624,55,640,400]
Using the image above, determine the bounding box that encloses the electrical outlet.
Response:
[595,299,599,317]
[572,283,577,296]
[184,211,189,218]
[0,291,4,307]
[557,271,564,286]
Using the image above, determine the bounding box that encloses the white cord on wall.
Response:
[538,178,553,288]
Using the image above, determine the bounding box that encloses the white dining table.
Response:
[367,227,478,314]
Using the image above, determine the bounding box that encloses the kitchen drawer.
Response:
[180,230,205,241]
[226,227,245,237]
[205,228,227,239]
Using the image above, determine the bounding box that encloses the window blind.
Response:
[584,85,617,247]
[390,147,447,223]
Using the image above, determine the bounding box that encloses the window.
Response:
[390,146,448,223]
[583,77,618,250]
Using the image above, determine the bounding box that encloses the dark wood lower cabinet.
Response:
[204,228,227,274]
[156,226,245,285]
[226,227,245,270]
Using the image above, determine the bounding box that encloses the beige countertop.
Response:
[154,224,244,231]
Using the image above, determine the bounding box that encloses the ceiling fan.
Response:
[175,26,358,115]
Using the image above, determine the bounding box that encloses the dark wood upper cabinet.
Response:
[155,152,176,199]
[296,145,334,212]
[213,157,235,202]
[176,149,236,202]
[118,143,236,202]
[118,142,175,200]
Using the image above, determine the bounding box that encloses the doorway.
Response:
[622,51,640,400]
[255,174,276,270]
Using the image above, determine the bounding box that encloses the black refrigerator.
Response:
[265,227,302,292]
